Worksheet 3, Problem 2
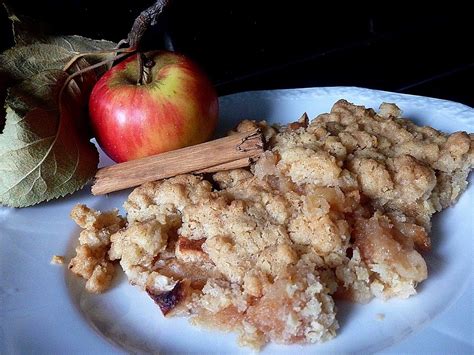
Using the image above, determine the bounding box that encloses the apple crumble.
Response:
[69,100,473,349]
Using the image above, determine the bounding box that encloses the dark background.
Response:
[1,1,473,106]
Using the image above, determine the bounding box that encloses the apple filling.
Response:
[69,100,473,349]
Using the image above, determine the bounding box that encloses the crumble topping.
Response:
[68,100,473,349]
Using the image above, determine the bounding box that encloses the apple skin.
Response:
[89,51,218,163]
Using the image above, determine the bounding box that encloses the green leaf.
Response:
[50,35,117,54]
[0,41,98,135]
[0,43,98,114]
[0,44,75,81]
[50,35,117,75]
[0,5,118,207]
[0,70,99,207]
[3,4,117,75]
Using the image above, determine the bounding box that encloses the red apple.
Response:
[89,50,218,163]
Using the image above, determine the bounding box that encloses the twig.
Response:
[122,0,171,49]
[119,0,172,85]
[63,0,171,75]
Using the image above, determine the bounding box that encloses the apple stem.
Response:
[122,0,170,86]
[143,58,155,85]
[137,52,144,85]
[137,53,155,85]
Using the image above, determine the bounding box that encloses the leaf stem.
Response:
[58,50,133,130]
[62,47,135,72]
[66,51,131,86]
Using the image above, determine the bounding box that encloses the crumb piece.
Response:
[68,204,125,293]
[50,255,65,265]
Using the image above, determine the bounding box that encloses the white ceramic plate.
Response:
[1,87,473,354]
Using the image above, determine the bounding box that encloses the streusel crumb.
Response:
[68,204,125,293]
[50,255,65,265]
[69,100,473,349]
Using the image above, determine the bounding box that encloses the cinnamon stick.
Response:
[194,157,252,174]
[91,129,264,195]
